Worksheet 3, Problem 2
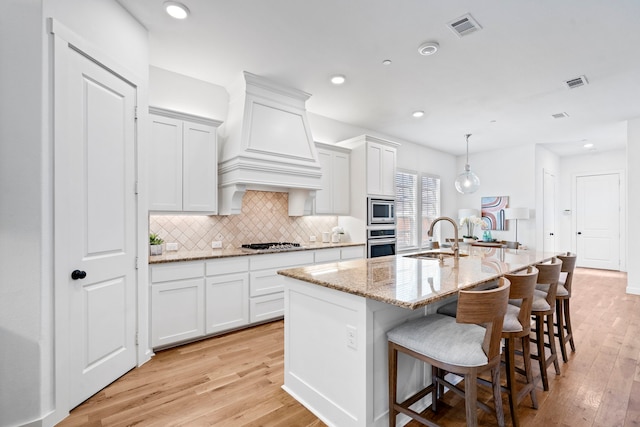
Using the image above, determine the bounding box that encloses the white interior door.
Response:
[58,45,138,408]
[543,170,556,253]
[576,173,620,270]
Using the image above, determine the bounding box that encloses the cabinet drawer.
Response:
[206,257,249,276]
[250,269,284,297]
[341,246,365,260]
[250,293,284,323]
[315,248,341,263]
[151,261,204,283]
[250,251,314,270]
[151,278,205,348]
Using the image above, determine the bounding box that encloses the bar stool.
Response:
[387,278,510,427]
[436,269,538,427]
[554,252,577,362]
[520,258,562,391]
[501,267,539,427]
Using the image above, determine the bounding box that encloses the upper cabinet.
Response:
[149,107,222,213]
[315,143,350,215]
[338,135,399,198]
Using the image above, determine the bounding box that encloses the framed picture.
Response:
[481,196,508,230]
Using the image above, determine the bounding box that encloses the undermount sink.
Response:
[404,251,469,260]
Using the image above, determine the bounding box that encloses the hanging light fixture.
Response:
[454,133,480,194]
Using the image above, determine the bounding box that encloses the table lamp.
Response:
[503,207,529,246]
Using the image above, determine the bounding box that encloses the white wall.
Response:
[628,119,640,294]
[454,144,537,247]
[0,1,148,425]
[557,149,627,267]
[149,66,229,120]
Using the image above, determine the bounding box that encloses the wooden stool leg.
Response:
[464,372,479,427]
[432,365,439,412]
[491,365,506,427]
[546,313,561,375]
[505,338,519,427]
[556,301,569,363]
[565,298,576,352]
[533,315,549,391]
[520,335,538,409]
[388,344,397,427]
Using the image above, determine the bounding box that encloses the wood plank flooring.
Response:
[58,268,639,426]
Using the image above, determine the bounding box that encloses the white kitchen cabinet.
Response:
[205,258,249,334]
[341,245,365,260]
[249,251,315,322]
[150,261,205,348]
[315,143,350,215]
[149,107,222,213]
[366,140,397,197]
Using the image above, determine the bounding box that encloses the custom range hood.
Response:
[217,72,322,215]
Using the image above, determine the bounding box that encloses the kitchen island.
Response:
[277,246,558,427]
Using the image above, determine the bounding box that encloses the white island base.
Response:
[282,276,443,427]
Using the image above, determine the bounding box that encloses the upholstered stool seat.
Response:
[388,278,511,427]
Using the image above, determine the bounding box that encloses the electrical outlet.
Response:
[166,242,178,251]
[346,325,357,350]
[211,241,223,249]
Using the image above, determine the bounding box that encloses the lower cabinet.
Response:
[150,245,364,349]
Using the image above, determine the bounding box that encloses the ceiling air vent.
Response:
[447,14,482,38]
[552,112,569,119]
[565,75,588,89]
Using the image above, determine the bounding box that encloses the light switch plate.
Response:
[166,242,178,251]
[211,241,223,249]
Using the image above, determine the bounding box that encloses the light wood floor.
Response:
[58,268,639,426]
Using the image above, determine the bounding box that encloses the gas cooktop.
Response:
[241,242,303,252]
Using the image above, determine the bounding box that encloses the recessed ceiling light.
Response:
[412,110,425,118]
[382,59,392,65]
[164,1,190,19]
[583,143,594,149]
[330,75,346,85]
[418,41,439,56]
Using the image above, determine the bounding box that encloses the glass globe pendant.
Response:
[454,134,480,194]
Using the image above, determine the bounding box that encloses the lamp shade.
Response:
[458,208,479,219]
[504,207,529,220]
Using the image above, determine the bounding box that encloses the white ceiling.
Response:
[117,0,640,157]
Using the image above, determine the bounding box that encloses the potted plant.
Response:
[149,233,164,256]
[460,216,484,242]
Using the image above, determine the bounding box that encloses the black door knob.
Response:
[71,270,87,280]
[550,232,554,236]
[577,231,582,235]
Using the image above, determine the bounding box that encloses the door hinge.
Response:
[134,181,139,195]
[135,332,139,346]
[135,256,139,270]
[134,106,138,121]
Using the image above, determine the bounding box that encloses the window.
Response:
[395,172,417,249]
[395,171,441,250]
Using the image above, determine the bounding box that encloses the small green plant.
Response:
[149,233,164,245]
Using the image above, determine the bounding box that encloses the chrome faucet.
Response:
[428,216,460,259]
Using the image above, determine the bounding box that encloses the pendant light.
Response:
[454,133,480,194]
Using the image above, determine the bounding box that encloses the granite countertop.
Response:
[149,242,365,264]
[277,246,559,310]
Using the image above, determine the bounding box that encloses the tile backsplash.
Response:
[150,190,339,251]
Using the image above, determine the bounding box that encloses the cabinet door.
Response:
[381,146,397,197]
[149,115,182,211]
[250,293,284,323]
[333,151,350,214]
[151,278,205,348]
[341,246,365,260]
[315,149,333,214]
[183,122,217,213]
[366,142,383,195]
[206,273,249,334]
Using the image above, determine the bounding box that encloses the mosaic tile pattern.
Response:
[150,190,339,250]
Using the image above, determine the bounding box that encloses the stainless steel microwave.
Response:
[368,197,395,225]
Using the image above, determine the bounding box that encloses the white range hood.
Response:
[217,72,322,215]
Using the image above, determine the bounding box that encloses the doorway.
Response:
[575,173,621,270]
[54,34,139,409]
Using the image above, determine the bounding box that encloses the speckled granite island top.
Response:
[149,242,364,264]
[277,247,559,310]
